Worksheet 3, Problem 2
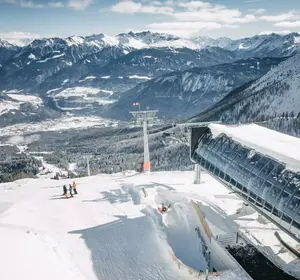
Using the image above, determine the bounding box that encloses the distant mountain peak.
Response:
[0,37,17,48]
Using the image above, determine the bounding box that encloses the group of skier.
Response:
[63,181,78,198]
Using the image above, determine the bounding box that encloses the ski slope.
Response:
[0,170,253,280]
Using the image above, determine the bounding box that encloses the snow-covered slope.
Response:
[0,116,117,136]
[0,170,297,279]
[0,38,20,65]
[105,57,284,120]
[0,90,62,127]
[192,53,300,123]
[0,38,16,49]
[97,47,237,81]
[0,91,41,115]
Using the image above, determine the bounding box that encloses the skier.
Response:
[69,184,74,198]
[161,203,167,212]
[73,181,78,195]
[63,185,67,196]
[158,203,167,213]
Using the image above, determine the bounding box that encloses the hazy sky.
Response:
[0,0,299,40]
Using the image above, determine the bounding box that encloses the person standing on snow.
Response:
[63,185,67,196]
[69,184,74,198]
[73,181,78,195]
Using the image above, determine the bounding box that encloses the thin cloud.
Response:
[67,0,93,10]
[258,30,292,35]
[147,21,238,37]
[111,0,173,15]
[275,21,300,28]
[260,12,297,22]
[0,31,44,46]
[178,1,212,9]
[110,0,258,37]
[111,0,257,24]
[20,0,44,8]
[48,1,64,8]
[249,8,266,14]
[0,31,42,39]
[243,0,262,2]
[0,0,16,3]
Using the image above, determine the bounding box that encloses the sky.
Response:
[0,0,300,41]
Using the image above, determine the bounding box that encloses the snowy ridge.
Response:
[0,38,16,49]
[213,53,300,123]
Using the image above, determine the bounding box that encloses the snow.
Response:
[4,89,22,93]
[238,43,249,50]
[78,76,96,82]
[0,92,42,115]
[66,36,85,46]
[150,39,199,50]
[101,35,119,46]
[7,94,42,105]
[0,37,15,48]
[55,87,103,98]
[0,170,252,280]
[28,53,37,60]
[46,88,62,95]
[37,53,65,63]
[209,123,300,172]
[124,37,147,49]
[53,86,115,110]
[294,36,300,44]
[129,75,152,80]
[0,116,118,137]
[36,156,68,179]
[0,101,19,115]
[218,53,300,122]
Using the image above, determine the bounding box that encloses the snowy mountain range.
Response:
[191,53,300,123]
[105,57,285,120]
[0,30,300,124]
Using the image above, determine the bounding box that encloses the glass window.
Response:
[289,187,300,225]
[291,218,300,231]
[282,214,292,224]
